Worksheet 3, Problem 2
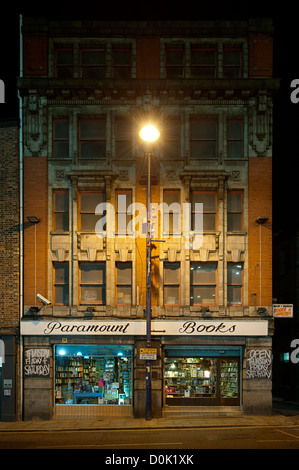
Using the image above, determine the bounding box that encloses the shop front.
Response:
[21,318,272,419]
[54,344,133,418]
[164,346,241,407]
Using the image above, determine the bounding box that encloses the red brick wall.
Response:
[23,36,48,76]
[24,157,48,305]
[248,157,272,306]
[0,123,19,330]
[136,38,160,79]
[249,34,273,77]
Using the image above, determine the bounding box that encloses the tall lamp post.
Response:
[139,124,160,421]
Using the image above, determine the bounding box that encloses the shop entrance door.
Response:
[219,358,240,406]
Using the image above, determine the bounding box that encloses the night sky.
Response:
[0,1,298,231]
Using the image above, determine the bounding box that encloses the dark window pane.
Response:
[113,50,131,65]
[82,67,106,79]
[54,263,69,305]
[191,263,216,284]
[81,263,105,283]
[190,141,216,158]
[227,120,242,139]
[166,66,184,78]
[55,192,69,212]
[117,263,132,284]
[80,120,105,139]
[192,193,215,211]
[80,141,106,158]
[54,141,69,158]
[191,49,215,65]
[56,50,73,78]
[228,286,242,305]
[166,49,184,65]
[81,192,105,212]
[117,120,132,139]
[55,213,69,231]
[227,213,242,231]
[164,262,180,283]
[117,286,132,305]
[228,192,242,212]
[191,120,216,139]
[227,264,243,284]
[223,50,241,66]
[191,286,215,305]
[81,285,105,303]
[55,285,69,304]
[81,50,105,65]
[54,263,69,283]
[54,120,69,139]
[80,214,100,231]
[56,50,73,65]
[164,286,179,304]
[227,141,242,158]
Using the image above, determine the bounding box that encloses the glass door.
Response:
[219,358,240,406]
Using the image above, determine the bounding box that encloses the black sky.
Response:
[0,1,298,230]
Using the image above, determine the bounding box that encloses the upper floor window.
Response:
[53,190,69,232]
[190,46,216,78]
[79,262,106,305]
[55,48,73,78]
[165,44,185,78]
[163,190,180,235]
[190,118,217,160]
[190,262,217,306]
[116,262,132,305]
[191,191,217,231]
[227,263,243,306]
[80,47,106,79]
[164,262,180,306]
[112,44,132,79]
[223,48,242,78]
[116,118,132,159]
[227,191,243,232]
[227,119,243,159]
[116,189,133,236]
[53,118,69,158]
[79,191,105,232]
[53,262,69,305]
[163,118,180,159]
[79,118,106,159]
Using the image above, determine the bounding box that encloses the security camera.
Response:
[37,294,51,305]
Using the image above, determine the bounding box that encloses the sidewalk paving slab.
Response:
[0,410,299,432]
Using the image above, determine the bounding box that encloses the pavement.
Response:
[0,400,299,432]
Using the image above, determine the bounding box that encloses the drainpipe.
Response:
[18,14,24,421]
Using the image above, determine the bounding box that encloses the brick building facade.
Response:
[0,120,19,420]
[17,18,278,420]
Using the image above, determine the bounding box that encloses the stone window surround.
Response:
[160,38,248,79]
[48,38,137,79]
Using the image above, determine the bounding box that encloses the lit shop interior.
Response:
[164,348,241,406]
[54,345,133,406]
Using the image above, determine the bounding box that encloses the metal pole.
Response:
[145,150,152,421]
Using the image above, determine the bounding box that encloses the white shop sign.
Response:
[21,320,268,336]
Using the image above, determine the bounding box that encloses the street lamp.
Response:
[139,123,160,421]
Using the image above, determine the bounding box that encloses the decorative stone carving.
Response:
[249,93,273,156]
[24,92,47,156]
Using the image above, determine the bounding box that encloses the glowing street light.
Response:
[139,124,160,143]
[139,123,160,421]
